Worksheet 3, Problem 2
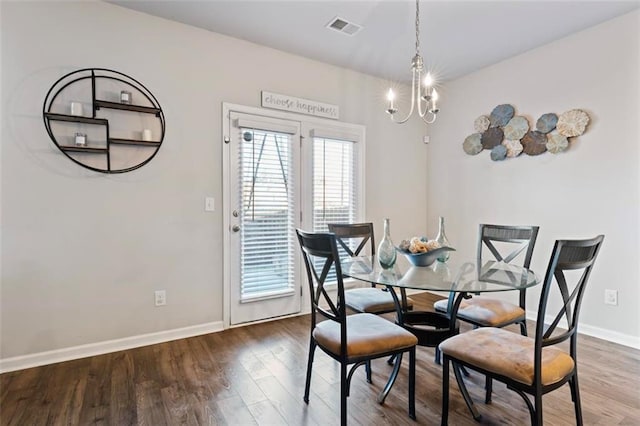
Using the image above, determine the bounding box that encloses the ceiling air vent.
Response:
[326,16,363,36]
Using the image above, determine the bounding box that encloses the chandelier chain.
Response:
[415,0,420,55]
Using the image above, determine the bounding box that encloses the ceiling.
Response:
[108,0,639,83]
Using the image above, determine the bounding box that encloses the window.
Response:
[312,136,358,233]
[308,129,362,282]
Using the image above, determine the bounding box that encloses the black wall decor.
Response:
[43,68,165,173]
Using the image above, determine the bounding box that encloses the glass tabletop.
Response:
[341,255,540,293]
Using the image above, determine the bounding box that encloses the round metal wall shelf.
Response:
[43,68,165,174]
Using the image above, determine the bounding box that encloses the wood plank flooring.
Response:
[1,292,639,425]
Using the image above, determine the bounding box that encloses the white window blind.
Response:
[312,136,358,232]
[312,136,358,280]
[238,127,296,301]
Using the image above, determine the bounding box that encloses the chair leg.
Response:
[341,362,348,426]
[484,376,493,404]
[365,360,372,383]
[304,339,316,404]
[534,393,543,426]
[441,357,449,426]
[435,346,441,364]
[569,374,583,425]
[520,320,528,336]
[409,348,416,420]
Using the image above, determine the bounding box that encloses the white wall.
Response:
[0,1,428,364]
[428,11,640,346]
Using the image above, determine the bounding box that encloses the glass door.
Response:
[228,112,302,325]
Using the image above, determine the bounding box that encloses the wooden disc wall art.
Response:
[463,105,590,161]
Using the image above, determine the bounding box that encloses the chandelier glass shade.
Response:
[385,0,439,124]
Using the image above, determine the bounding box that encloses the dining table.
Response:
[340,254,541,419]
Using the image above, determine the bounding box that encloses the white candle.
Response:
[387,89,395,110]
[432,89,439,111]
[70,102,83,116]
[142,129,152,141]
[74,133,86,146]
[120,90,131,104]
[423,73,433,89]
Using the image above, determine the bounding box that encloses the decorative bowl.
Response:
[398,246,456,267]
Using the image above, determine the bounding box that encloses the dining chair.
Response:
[435,224,540,334]
[328,222,414,315]
[435,224,539,400]
[439,235,604,425]
[328,222,415,380]
[296,229,418,426]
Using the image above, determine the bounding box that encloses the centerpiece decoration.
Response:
[398,236,455,267]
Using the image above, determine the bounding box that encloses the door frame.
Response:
[222,102,366,329]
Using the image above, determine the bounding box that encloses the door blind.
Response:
[238,127,296,300]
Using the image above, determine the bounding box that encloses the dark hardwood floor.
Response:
[1,292,639,425]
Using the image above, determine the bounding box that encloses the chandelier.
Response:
[385,0,439,124]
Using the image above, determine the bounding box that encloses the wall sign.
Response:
[261,91,339,120]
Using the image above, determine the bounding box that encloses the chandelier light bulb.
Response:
[386,88,397,115]
[431,88,439,113]
[423,73,433,88]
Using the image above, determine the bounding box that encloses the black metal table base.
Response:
[377,310,459,404]
[377,288,480,422]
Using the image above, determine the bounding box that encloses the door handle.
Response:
[232,225,241,232]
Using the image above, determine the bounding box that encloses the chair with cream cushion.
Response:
[439,235,604,425]
[434,224,539,334]
[296,229,418,426]
[434,224,539,400]
[328,222,414,314]
[329,222,415,380]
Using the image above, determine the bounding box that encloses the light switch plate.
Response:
[205,197,215,212]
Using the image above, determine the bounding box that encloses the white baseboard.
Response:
[578,323,640,349]
[0,321,224,374]
[526,310,640,350]
[4,302,636,374]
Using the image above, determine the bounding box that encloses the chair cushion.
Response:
[313,313,418,359]
[434,297,524,327]
[439,327,575,386]
[345,287,414,314]
[434,298,469,313]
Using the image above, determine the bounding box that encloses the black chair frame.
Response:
[297,229,416,426]
[441,235,604,425]
[435,224,539,371]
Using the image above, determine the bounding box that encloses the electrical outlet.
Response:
[155,290,166,306]
[604,289,618,306]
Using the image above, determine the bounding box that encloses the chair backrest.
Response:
[328,223,377,289]
[327,222,375,257]
[296,229,347,342]
[478,224,540,307]
[533,236,604,378]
